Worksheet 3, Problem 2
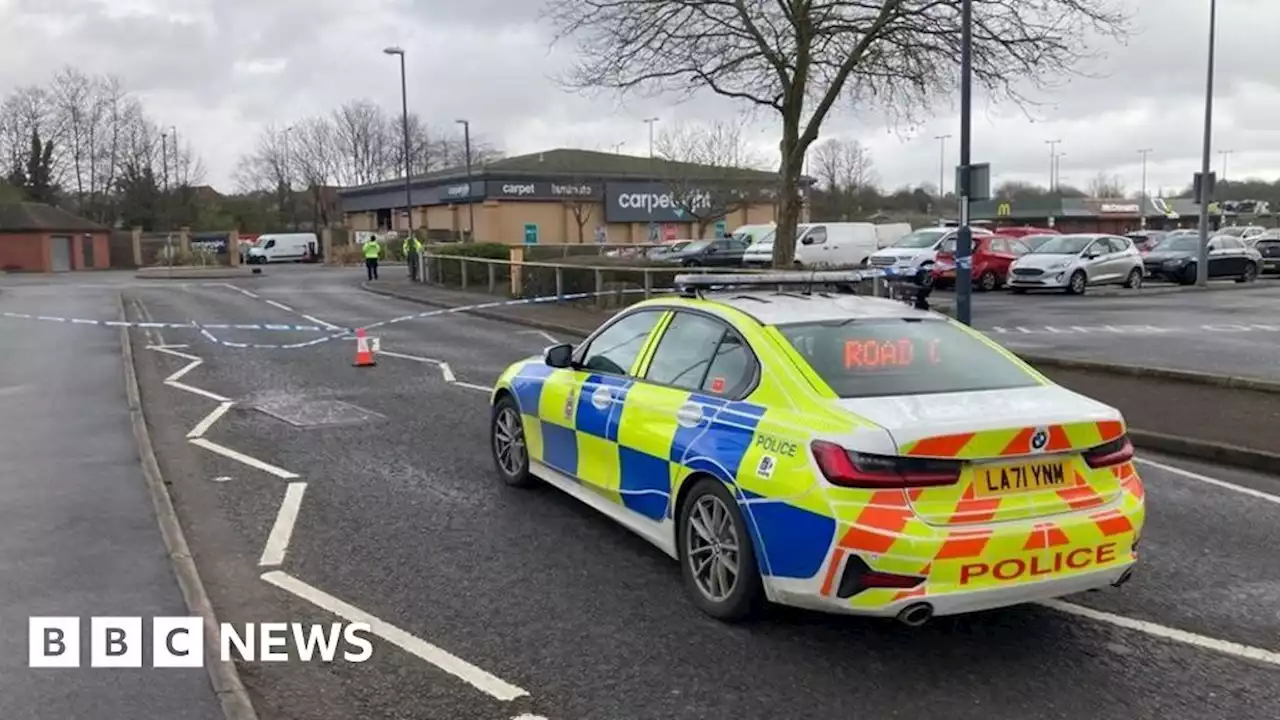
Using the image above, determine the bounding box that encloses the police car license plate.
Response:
[973,460,1069,497]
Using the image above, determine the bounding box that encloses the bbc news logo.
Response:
[28,617,373,668]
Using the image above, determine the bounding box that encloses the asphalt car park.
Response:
[57,269,1276,720]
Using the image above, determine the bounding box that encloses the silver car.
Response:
[1007,234,1144,295]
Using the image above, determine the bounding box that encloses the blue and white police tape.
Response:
[0,311,338,333]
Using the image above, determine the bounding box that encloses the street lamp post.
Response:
[934,134,951,200]
[160,131,170,231]
[456,119,474,242]
[643,117,659,241]
[384,47,414,240]
[643,117,659,158]
[1196,0,1217,287]
[1218,149,1233,182]
[1138,148,1152,229]
[955,0,974,326]
[1046,139,1061,191]
[1054,153,1066,191]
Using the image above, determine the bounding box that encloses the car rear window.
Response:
[774,319,1040,398]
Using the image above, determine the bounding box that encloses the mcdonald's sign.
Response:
[996,202,1012,217]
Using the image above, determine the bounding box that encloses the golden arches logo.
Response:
[997,202,1012,217]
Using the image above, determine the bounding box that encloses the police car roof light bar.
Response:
[673,270,884,297]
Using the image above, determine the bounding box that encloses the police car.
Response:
[488,272,1144,624]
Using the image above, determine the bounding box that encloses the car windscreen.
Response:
[682,240,712,252]
[1153,237,1199,252]
[1031,236,1093,254]
[1022,234,1058,249]
[892,228,948,249]
[774,319,1040,398]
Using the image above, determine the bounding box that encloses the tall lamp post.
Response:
[643,117,659,241]
[1137,148,1152,229]
[1218,149,1233,182]
[934,134,951,200]
[955,0,974,325]
[1196,0,1217,287]
[456,118,474,241]
[160,131,170,231]
[1045,139,1061,191]
[384,46,413,238]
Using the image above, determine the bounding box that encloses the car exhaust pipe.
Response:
[1112,568,1133,588]
[897,602,934,627]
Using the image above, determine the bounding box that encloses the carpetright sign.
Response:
[604,182,715,223]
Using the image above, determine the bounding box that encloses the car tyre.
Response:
[677,477,764,622]
[1179,266,1197,285]
[1066,270,1087,295]
[490,395,536,488]
[978,270,997,292]
[1123,268,1143,289]
[1237,262,1258,283]
[683,259,702,267]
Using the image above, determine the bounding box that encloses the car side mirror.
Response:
[543,343,574,368]
[801,236,814,245]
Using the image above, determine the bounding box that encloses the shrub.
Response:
[425,243,513,289]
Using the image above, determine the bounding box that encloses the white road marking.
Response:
[1041,600,1280,667]
[510,716,550,720]
[260,570,530,701]
[521,329,559,344]
[168,380,230,403]
[266,299,296,313]
[190,438,300,479]
[216,283,260,299]
[211,476,232,483]
[380,349,458,382]
[187,401,234,439]
[1136,457,1280,507]
[259,482,307,566]
[301,313,341,330]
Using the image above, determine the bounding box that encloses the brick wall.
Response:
[0,233,47,271]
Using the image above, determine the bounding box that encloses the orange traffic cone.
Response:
[352,328,376,367]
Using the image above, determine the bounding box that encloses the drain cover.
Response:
[254,398,384,428]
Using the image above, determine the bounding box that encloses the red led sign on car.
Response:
[843,338,942,369]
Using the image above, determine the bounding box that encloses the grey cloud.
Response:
[1,0,1275,194]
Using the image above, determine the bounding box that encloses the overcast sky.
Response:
[2,0,1276,196]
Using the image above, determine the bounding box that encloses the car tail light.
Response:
[811,441,962,489]
[1083,435,1135,468]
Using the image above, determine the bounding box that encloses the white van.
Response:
[874,223,912,249]
[729,223,775,246]
[246,233,319,264]
[742,222,880,268]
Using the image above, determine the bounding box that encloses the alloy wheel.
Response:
[493,406,526,477]
[685,494,740,602]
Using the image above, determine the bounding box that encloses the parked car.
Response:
[742,222,880,268]
[1142,234,1262,285]
[1019,233,1063,251]
[930,234,1030,291]
[1006,234,1143,295]
[1125,230,1168,253]
[873,222,913,249]
[1243,230,1280,248]
[728,223,774,246]
[654,237,749,266]
[642,239,695,258]
[1216,225,1269,241]
[867,226,992,281]
[1255,237,1280,275]
[993,225,1058,239]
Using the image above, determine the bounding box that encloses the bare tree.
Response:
[545,0,1130,267]
[810,138,875,194]
[654,120,768,237]
[1087,172,1125,199]
[330,99,393,186]
[0,86,52,184]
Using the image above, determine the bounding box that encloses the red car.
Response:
[992,225,1059,239]
[930,235,1031,291]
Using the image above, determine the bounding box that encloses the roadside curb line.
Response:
[1018,353,1280,394]
[360,281,597,338]
[117,295,259,720]
[1129,429,1280,475]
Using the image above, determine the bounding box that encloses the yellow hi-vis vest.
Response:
[362,240,381,259]
[403,237,423,254]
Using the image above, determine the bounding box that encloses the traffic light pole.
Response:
[955,0,974,326]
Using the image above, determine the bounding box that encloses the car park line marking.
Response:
[259,570,530,702]
[188,401,234,439]
[259,482,307,567]
[1041,600,1280,668]
[1136,457,1280,507]
[381,349,461,383]
[266,299,296,313]
[453,381,495,393]
[190,438,300,479]
[301,313,341,330]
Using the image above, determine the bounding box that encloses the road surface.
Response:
[107,268,1280,720]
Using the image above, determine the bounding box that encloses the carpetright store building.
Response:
[338,148,799,245]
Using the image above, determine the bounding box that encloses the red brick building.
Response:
[0,203,109,272]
